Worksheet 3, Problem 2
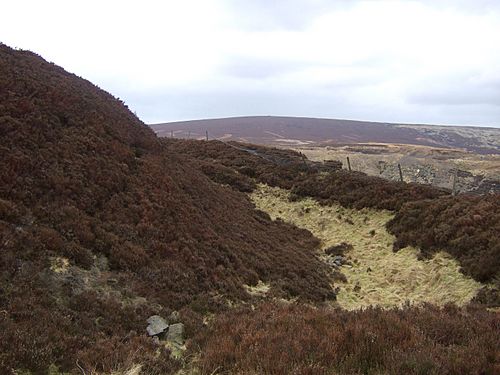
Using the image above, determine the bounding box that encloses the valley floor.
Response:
[250,184,480,310]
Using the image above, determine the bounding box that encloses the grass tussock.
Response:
[251,184,481,309]
[195,302,500,375]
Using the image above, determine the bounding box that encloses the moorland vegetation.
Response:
[0,44,498,374]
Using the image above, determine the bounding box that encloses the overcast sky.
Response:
[2,0,499,127]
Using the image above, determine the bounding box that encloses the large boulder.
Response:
[166,323,185,345]
[146,315,168,337]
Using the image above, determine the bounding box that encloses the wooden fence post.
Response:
[346,157,352,171]
[301,155,308,170]
[170,130,173,138]
[452,169,458,196]
[206,130,209,141]
[398,163,404,182]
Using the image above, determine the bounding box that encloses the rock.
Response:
[166,323,185,345]
[146,315,168,337]
[333,255,346,266]
[324,257,339,268]
[168,310,180,324]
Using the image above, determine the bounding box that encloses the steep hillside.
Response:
[0,44,335,373]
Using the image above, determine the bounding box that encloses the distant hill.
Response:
[151,116,500,154]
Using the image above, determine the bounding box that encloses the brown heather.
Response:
[1,43,499,374]
[167,136,500,288]
[0,44,333,373]
[195,302,500,375]
[387,194,500,283]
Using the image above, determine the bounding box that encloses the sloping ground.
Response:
[251,184,480,310]
[151,116,500,154]
[387,194,500,307]
[2,44,498,374]
[388,194,500,283]
[297,144,500,194]
[167,139,448,210]
[0,44,335,373]
[171,139,499,299]
[164,138,315,190]
[194,302,500,375]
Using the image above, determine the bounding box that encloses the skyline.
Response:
[1,0,499,127]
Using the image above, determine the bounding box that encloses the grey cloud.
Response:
[220,55,390,88]
[408,79,500,106]
[222,0,500,32]
[120,83,500,128]
[220,57,306,79]
[415,0,500,13]
[123,87,352,124]
[222,0,354,31]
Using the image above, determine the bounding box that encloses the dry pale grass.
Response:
[251,184,481,310]
[244,280,271,297]
[49,256,70,273]
[109,364,142,375]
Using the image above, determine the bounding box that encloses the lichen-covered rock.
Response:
[146,315,168,336]
[166,323,184,344]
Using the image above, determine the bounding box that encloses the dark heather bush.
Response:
[0,44,335,373]
[325,242,353,256]
[167,138,448,210]
[165,138,314,190]
[195,302,500,375]
[387,194,500,283]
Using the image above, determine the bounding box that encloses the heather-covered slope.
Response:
[0,44,334,373]
[387,194,500,283]
[167,139,448,210]
[1,44,498,374]
[195,302,500,375]
[169,139,499,297]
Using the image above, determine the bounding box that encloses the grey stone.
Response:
[146,315,168,336]
[333,255,346,267]
[168,310,181,324]
[167,323,185,345]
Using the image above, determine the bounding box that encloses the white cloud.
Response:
[1,0,499,126]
